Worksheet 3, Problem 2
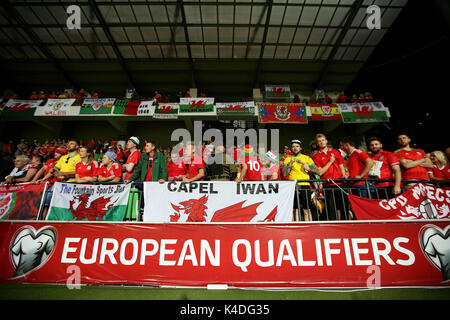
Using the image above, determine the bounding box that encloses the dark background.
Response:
[347,0,450,152]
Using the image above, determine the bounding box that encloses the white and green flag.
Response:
[47,183,131,221]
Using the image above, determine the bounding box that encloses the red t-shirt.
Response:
[124,149,141,180]
[145,154,155,182]
[98,163,122,179]
[44,158,58,182]
[240,155,262,181]
[347,149,370,186]
[167,160,187,180]
[185,155,205,180]
[75,161,100,178]
[428,165,450,180]
[368,150,400,187]
[395,149,430,181]
[313,148,345,184]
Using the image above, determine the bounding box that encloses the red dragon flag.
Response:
[179,97,215,114]
[143,181,296,223]
[46,183,131,221]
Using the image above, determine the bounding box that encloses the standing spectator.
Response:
[427,151,450,182]
[98,151,122,183]
[365,92,373,102]
[367,137,402,199]
[336,91,347,103]
[125,141,167,183]
[123,136,141,181]
[261,150,280,181]
[182,141,204,183]
[236,144,263,182]
[313,134,347,220]
[32,146,66,183]
[394,133,433,190]
[340,136,375,198]
[52,140,82,182]
[205,145,237,181]
[75,146,99,183]
[1,154,39,185]
[283,139,320,221]
[167,150,187,182]
[154,90,162,103]
[351,94,358,103]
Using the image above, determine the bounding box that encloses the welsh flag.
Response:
[47,183,131,221]
[258,103,308,124]
[216,101,256,115]
[309,103,342,121]
[338,102,389,123]
[0,99,43,118]
[265,85,290,98]
[80,98,115,114]
[153,103,179,119]
[179,98,215,114]
[0,183,46,220]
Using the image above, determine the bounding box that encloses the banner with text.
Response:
[350,183,450,220]
[47,182,131,221]
[0,99,43,118]
[0,183,45,220]
[216,101,256,116]
[143,181,296,223]
[0,221,448,287]
[34,99,78,116]
[80,98,116,114]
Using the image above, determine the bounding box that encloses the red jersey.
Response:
[124,149,141,180]
[313,148,345,184]
[428,165,450,180]
[98,163,122,179]
[185,155,205,180]
[368,150,400,187]
[75,161,100,178]
[167,160,187,180]
[44,158,58,182]
[347,149,370,186]
[240,155,263,181]
[395,149,429,181]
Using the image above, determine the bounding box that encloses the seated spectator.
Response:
[1,154,39,185]
[336,91,347,103]
[75,146,99,183]
[358,93,366,102]
[98,151,122,183]
[365,92,373,102]
[427,151,450,182]
[51,140,82,182]
[205,145,237,181]
[167,151,187,181]
[125,141,167,183]
[31,146,66,183]
[261,150,280,181]
[351,94,358,103]
[325,95,332,104]
[48,91,57,99]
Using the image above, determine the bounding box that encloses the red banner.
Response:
[1,221,449,287]
[350,183,450,220]
[0,183,46,220]
[258,103,308,124]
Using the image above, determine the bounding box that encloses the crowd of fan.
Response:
[1,133,448,221]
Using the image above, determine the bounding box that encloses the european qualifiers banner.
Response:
[0,221,448,287]
[79,98,115,115]
[143,181,296,223]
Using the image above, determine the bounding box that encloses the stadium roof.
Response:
[0,0,407,97]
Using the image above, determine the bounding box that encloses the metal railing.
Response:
[34,179,448,222]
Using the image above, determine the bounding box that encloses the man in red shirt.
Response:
[341,136,374,198]
[236,144,263,182]
[182,141,205,183]
[31,146,67,184]
[394,133,433,190]
[313,133,348,220]
[167,151,187,181]
[98,151,122,183]
[123,136,141,181]
[367,137,402,199]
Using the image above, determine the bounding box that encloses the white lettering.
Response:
[323,239,341,266]
[393,237,415,266]
[232,239,252,272]
[61,237,80,264]
[159,239,177,266]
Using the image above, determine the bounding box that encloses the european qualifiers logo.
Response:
[419,224,450,282]
[9,225,57,279]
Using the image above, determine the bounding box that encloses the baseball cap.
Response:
[129,136,140,146]
[291,139,302,146]
[55,146,67,155]
[105,151,117,162]
[244,144,254,156]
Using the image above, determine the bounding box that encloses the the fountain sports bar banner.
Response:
[34,99,78,116]
[0,183,46,220]
[0,99,43,117]
[0,221,449,287]
[79,98,115,114]
[216,101,256,116]
[46,182,131,221]
[143,181,296,222]
[338,101,389,123]
[258,103,308,124]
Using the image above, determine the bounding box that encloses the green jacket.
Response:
[129,151,168,182]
